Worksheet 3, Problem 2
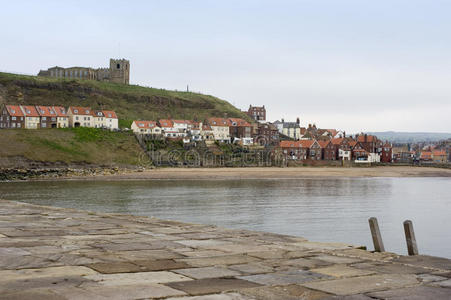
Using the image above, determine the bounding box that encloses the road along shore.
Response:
[0,199,450,299]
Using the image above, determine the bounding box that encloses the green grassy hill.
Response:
[0,128,144,168]
[0,72,249,127]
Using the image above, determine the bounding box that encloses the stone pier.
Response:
[0,199,450,299]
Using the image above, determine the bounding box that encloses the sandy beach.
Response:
[75,166,451,181]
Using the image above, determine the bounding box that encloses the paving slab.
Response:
[416,273,448,283]
[86,262,142,274]
[275,257,333,269]
[312,255,363,265]
[0,247,31,256]
[367,285,451,299]
[239,269,331,285]
[0,276,90,293]
[0,289,66,300]
[430,279,451,288]
[165,293,255,300]
[393,255,451,270]
[228,263,274,275]
[84,271,192,286]
[115,249,185,260]
[302,274,419,296]
[165,278,261,295]
[239,284,332,300]
[80,283,187,299]
[175,266,242,279]
[351,262,429,274]
[0,266,98,282]
[178,254,260,267]
[311,265,376,278]
[133,259,191,271]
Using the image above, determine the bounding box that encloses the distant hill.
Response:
[366,131,451,143]
[0,72,249,128]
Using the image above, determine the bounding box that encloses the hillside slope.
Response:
[0,72,249,127]
[0,128,144,169]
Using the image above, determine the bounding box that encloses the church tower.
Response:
[109,58,130,85]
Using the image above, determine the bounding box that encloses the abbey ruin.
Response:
[38,58,130,85]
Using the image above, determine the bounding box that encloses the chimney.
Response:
[364,134,368,142]
[296,117,300,125]
[308,123,312,128]
[282,118,284,123]
[343,131,346,138]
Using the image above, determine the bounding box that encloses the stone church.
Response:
[38,58,130,85]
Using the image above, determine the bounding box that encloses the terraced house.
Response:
[0,105,24,128]
[20,105,40,129]
[67,107,93,128]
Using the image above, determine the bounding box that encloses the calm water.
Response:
[0,177,450,258]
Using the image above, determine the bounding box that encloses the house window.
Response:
[17,123,21,128]
[76,116,79,120]
[74,109,78,113]
[117,64,120,69]
[42,117,47,121]
[42,123,46,128]
[12,117,16,120]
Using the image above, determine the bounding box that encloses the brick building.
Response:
[245,105,266,122]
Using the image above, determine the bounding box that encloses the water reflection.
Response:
[0,177,449,258]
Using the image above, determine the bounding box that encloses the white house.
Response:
[208,117,230,143]
[131,120,162,135]
[67,107,93,128]
[102,110,118,130]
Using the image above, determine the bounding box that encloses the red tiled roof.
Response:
[102,110,117,119]
[331,138,344,145]
[433,150,446,156]
[299,140,315,148]
[317,140,331,148]
[5,105,24,117]
[20,105,39,117]
[134,120,158,129]
[69,106,92,115]
[228,118,251,127]
[208,117,229,126]
[36,106,57,117]
[326,129,338,136]
[357,135,376,143]
[280,141,300,148]
[420,152,432,159]
[202,124,212,131]
[52,106,67,117]
[349,141,357,148]
[158,119,174,127]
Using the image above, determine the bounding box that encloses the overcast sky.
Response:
[1,0,450,133]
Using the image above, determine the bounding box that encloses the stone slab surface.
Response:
[175,266,242,279]
[1,199,451,299]
[302,274,419,296]
[367,285,451,299]
[311,265,376,278]
[240,284,333,300]
[84,271,192,286]
[239,269,331,285]
[165,278,261,295]
[165,293,255,300]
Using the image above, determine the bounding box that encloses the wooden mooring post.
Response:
[403,220,419,255]
[368,217,385,252]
